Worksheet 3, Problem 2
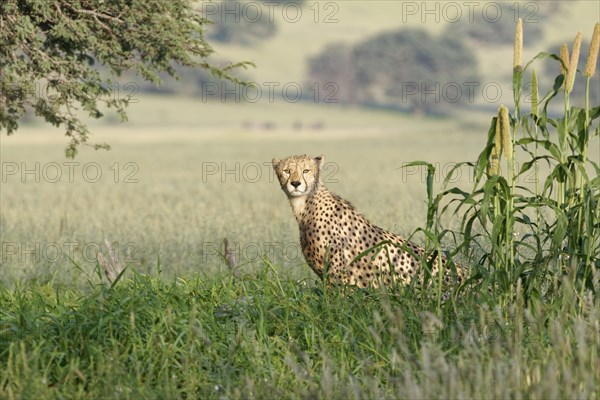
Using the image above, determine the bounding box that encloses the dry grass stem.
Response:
[97,239,125,284]
[224,238,240,278]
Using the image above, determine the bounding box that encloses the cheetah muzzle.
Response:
[272,154,464,289]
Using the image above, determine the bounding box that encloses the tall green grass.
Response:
[1,270,598,399]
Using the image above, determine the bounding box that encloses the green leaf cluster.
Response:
[0,0,251,157]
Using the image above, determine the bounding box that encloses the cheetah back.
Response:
[298,188,432,287]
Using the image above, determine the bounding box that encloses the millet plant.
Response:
[412,20,600,309]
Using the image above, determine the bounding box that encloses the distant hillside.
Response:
[208,0,598,108]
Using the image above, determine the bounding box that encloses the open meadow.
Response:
[1,98,490,285]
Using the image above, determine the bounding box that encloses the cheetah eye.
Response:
[303,169,311,174]
[283,169,291,175]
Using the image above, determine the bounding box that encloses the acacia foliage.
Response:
[0,0,249,157]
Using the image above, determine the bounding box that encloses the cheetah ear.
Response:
[272,158,281,168]
[315,155,325,169]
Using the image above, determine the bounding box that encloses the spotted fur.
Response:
[272,154,463,288]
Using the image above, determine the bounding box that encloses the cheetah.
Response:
[272,154,464,288]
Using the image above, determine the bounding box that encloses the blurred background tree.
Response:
[308,29,480,115]
[307,43,357,104]
[206,0,307,46]
[450,2,545,47]
[206,0,278,46]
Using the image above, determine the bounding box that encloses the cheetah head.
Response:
[272,155,325,198]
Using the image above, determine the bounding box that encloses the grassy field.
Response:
[1,99,488,285]
[1,1,599,398]
[2,93,597,285]
[1,98,599,398]
[1,271,598,399]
